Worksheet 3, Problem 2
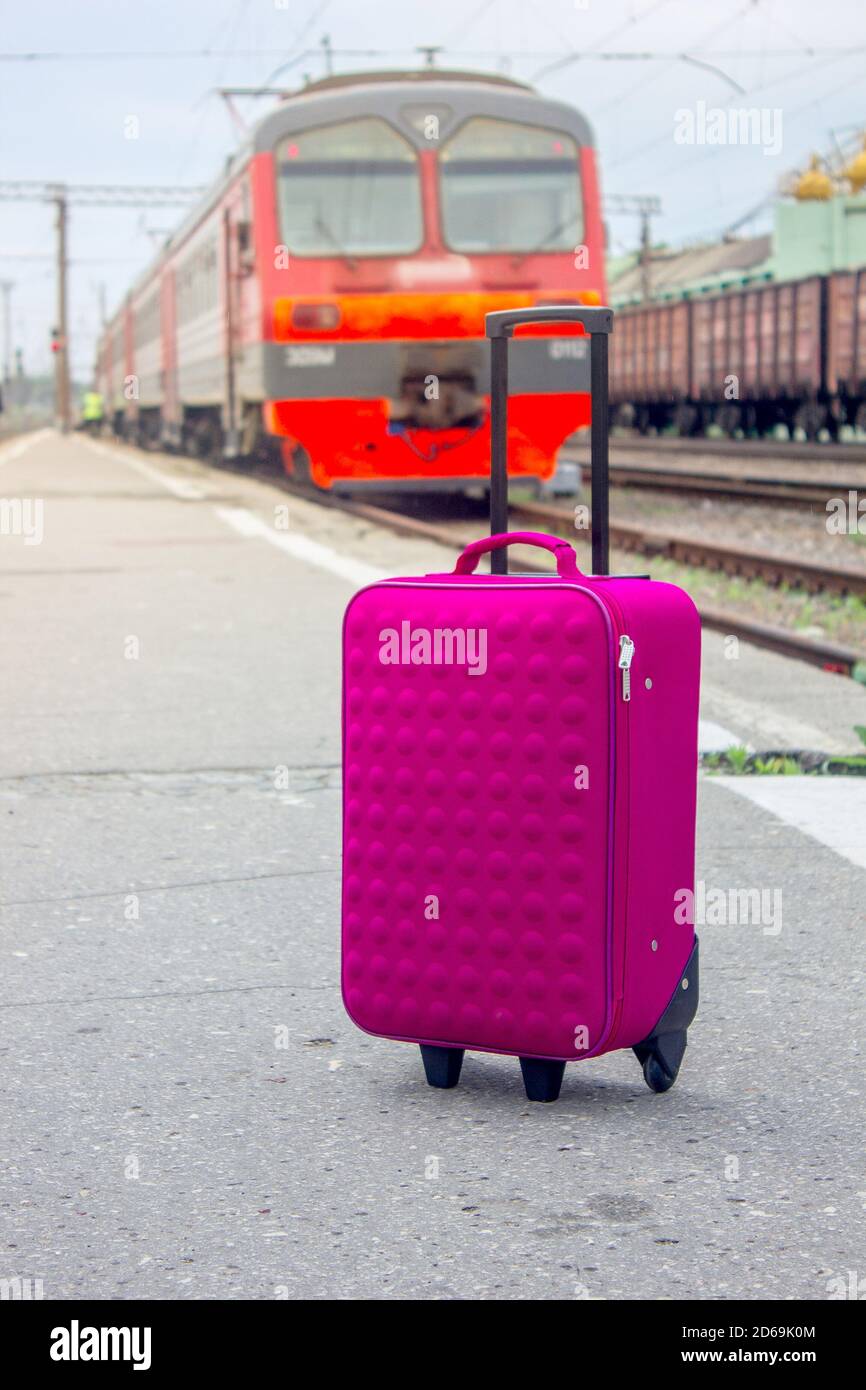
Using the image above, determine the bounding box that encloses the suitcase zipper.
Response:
[376,576,629,1059]
[607,610,634,1041]
[617,634,635,701]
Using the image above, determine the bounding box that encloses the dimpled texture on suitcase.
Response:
[342,578,617,1061]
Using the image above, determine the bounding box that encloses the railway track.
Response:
[562,430,866,507]
[299,488,866,679]
[562,454,866,508]
[103,436,866,680]
[599,433,866,465]
[509,497,866,598]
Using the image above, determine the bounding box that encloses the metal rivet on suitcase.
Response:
[682,978,690,989]
[645,678,653,689]
[651,939,658,951]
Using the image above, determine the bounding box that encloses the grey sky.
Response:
[2,0,865,381]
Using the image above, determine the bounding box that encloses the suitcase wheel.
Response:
[519,1057,566,1103]
[419,1044,465,1089]
[633,937,699,1094]
[634,1030,687,1093]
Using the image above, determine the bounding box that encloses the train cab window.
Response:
[276,118,422,257]
[440,118,582,254]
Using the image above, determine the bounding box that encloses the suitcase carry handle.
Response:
[453,531,581,578]
[484,304,613,578]
[485,305,613,337]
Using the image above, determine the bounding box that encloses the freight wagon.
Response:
[610,269,866,439]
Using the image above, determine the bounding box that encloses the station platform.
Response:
[1,429,863,1300]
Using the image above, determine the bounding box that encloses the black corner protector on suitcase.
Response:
[632,937,700,1094]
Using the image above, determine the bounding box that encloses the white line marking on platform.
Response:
[0,429,52,465]
[214,506,384,587]
[85,439,207,500]
[714,775,866,872]
[701,681,850,755]
[698,719,745,754]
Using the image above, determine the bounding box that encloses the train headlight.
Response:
[290,302,342,332]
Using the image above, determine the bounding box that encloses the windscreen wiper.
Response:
[509,215,577,267]
[314,214,358,271]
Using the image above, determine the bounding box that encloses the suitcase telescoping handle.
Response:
[454,531,582,578]
[485,305,614,577]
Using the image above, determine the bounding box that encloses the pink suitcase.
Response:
[342,306,701,1101]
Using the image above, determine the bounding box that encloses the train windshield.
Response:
[276,118,422,256]
[440,118,582,254]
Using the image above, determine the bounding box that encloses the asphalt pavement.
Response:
[1,429,863,1300]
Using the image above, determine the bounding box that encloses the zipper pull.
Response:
[618,634,635,702]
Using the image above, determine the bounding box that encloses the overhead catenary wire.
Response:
[531,0,679,82]
[174,0,256,180]
[0,181,205,206]
[604,34,866,174]
[256,0,335,87]
[593,0,761,121]
[2,44,864,61]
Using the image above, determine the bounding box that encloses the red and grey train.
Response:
[94,69,607,490]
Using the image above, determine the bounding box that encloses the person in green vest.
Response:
[82,389,104,434]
